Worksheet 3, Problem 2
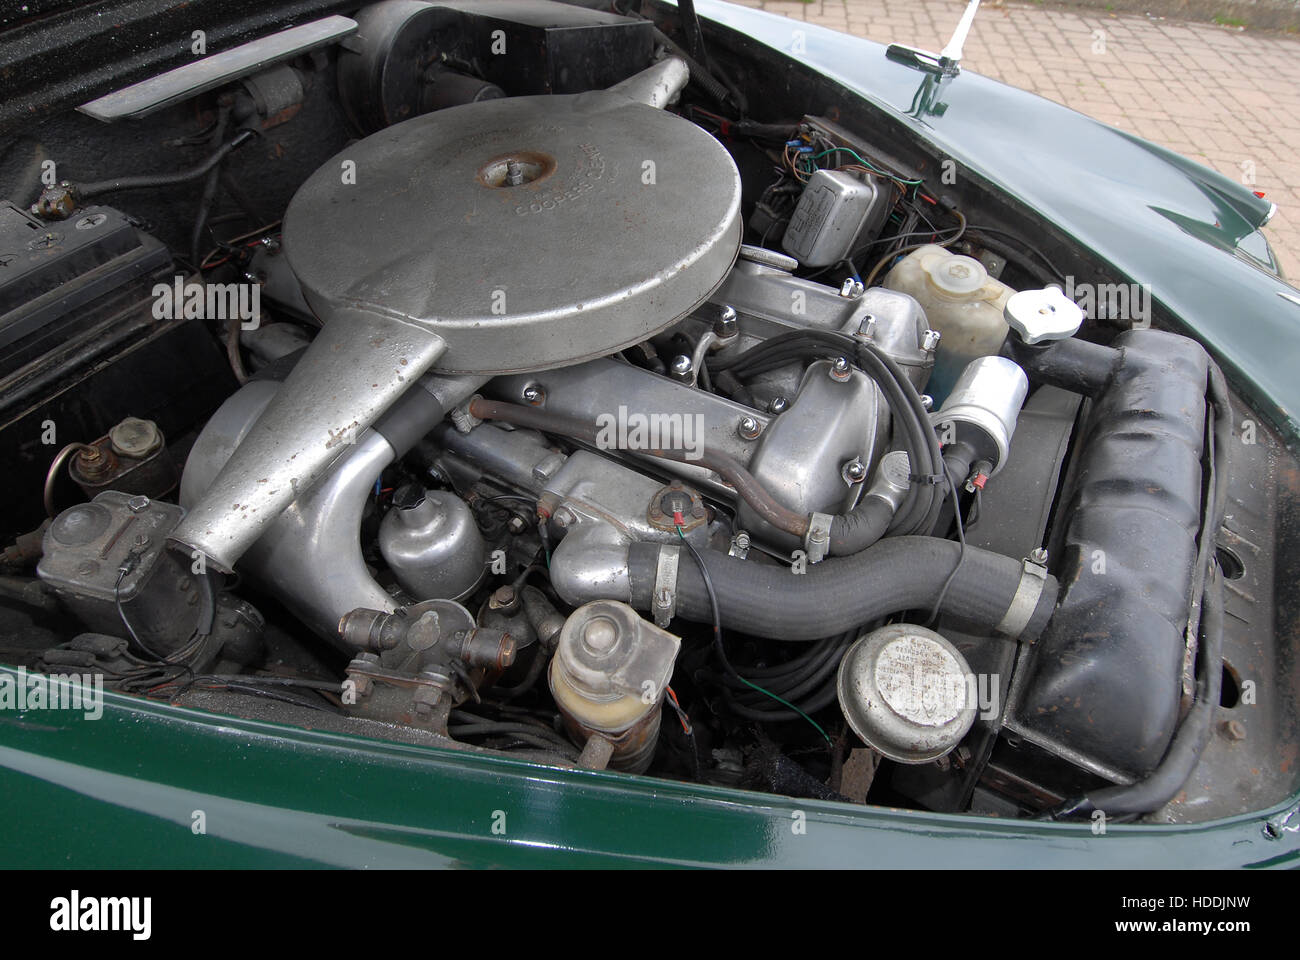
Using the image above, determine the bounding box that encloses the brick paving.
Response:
[723,0,1300,278]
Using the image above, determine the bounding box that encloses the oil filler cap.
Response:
[837,623,977,763]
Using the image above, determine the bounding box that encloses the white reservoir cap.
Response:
[1005,287,1085,344]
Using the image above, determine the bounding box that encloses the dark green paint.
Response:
[1,668,1296,867]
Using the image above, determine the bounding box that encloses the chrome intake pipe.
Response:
[181,373,485,647]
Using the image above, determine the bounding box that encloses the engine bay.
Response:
[3,0,1297,827]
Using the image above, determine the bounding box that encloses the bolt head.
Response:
[768,396,789,414]
[713,305,738,339]
[737,416,762,440]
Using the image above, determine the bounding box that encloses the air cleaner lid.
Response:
[283,91,742,375]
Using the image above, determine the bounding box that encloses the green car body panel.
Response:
[2,0,1299,867]
[3,668,1298,868]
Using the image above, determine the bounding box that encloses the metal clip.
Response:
[803,512,833,564]
[652,544,681,628]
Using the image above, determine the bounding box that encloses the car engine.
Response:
[3,0,1293,826]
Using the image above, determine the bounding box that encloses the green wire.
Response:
[809,146,924,186]
[676,525,831,743]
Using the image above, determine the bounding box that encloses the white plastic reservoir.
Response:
[882,245,1016,405]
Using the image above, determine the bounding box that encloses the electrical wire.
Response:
[676,525,831,743]
[926,471,969,627]
[114,568,168,662]
[863,209,967,289]
[198,219,282,270]
[963,224,1068,284]
[807,146,923,186]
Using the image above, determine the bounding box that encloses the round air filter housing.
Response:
[283,89,742,374]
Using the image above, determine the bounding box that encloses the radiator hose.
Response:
[626,536,1057,642]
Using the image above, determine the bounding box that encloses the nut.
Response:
[712,305,738,339]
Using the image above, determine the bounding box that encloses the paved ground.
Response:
[723,0,1300,278]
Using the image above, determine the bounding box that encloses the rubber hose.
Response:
[78,130,255,199]
[827,494,896,556]
[629,536,1057,641]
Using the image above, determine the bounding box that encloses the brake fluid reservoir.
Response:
[549,600,680,773]
[882,245,1016,405]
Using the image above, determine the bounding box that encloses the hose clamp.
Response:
[997,556,1049,639]
[804,512,833,564]
[652,544,680,628]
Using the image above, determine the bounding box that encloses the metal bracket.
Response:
[804,512,833,564]
[652,545,681,628]
[997,557,1049,639]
